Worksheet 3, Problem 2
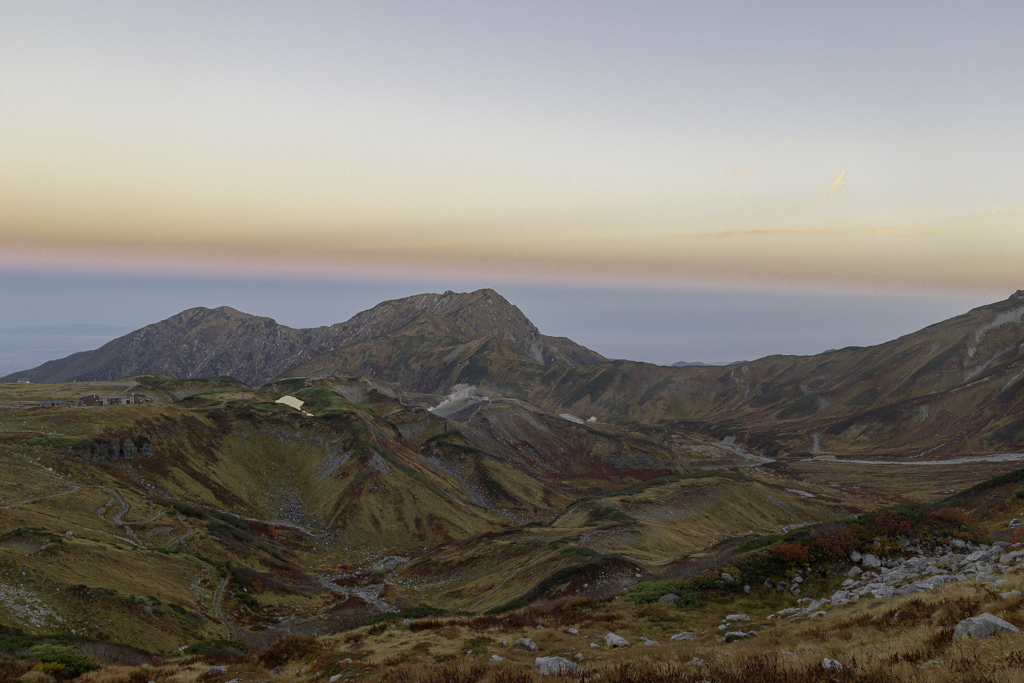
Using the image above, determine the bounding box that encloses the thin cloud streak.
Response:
[828,167,848,197]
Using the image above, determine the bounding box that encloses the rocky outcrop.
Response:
[830,540,1021,606]
[535,656,577,675]
[755,539,1024,629]
[953,613,1020,641]
[73,436,154,462]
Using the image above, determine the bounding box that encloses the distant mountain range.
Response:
[1,289,605,386]
[671,360,748,367]
[5,287,1024,458]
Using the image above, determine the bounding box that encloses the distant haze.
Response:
[1,3,1022,293]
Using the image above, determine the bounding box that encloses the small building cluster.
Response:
[37,393,150,408]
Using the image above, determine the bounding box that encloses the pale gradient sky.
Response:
[0,3,1021,369]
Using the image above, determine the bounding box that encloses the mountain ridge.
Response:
[1,289,606,386]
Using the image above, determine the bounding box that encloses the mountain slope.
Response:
[488,290,1024,457]
[2,289,605,386]
[0,306,347,387]
[284,289,1024,459]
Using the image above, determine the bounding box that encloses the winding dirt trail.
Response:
[213,576,245,641]
[1,486,79,510]
[164,513,193,551]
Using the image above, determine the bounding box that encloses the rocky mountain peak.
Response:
[2,289,605,386]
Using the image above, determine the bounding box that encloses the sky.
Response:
[1,2,1021,372]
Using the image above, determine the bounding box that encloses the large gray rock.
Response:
[823,658,843,672]
[724,613,750,622]
[830,590,854,605]
[953,613,1020,641]
[671,632,697,641]
[658,593,679,603]
[1001,551,1024,564]
[605,632,630,647]
[862,554,882,568]
[535,656,577,675]
[515,637,539,650]
[850,550,863,563]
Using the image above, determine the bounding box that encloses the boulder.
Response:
[567,628,579,635]
[574,653,584,661]
[862,554,882,568]
[830,590,854,605]
[850,550,863,563]
[641,637,659,646]
[605,632,630,647]
[953,613,1020,641]
[725,613,751,622]
[271,666,282,674]
[722,572,734,581]
[721,631,752,642]
[490,655,503,662]
[329,676,342,683]
[535,656,577,675]
[846,566,863,578]
[658,593,679,603]
[515,638,539,651]
[1001,551,1024,564]
[823,659,843,672]
[670,632,697,641]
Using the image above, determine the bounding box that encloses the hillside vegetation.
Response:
[2,289,1024,681]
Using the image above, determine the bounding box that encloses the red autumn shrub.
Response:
[928,507,974,527]
[1010,528,1024,545]
[771,543,811,565]
[805,524,859,560]
[874,510,912,537]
